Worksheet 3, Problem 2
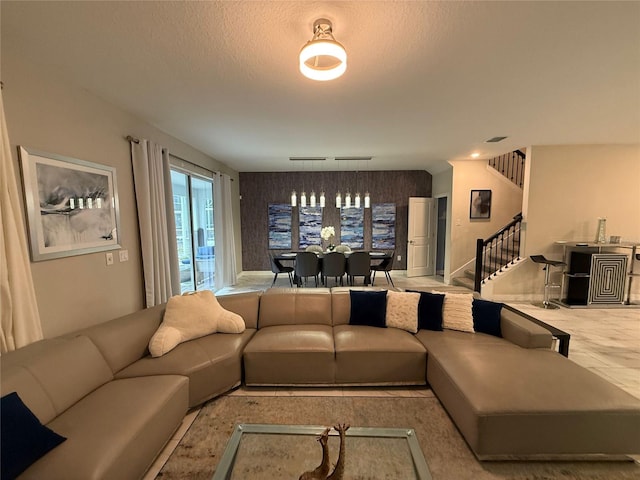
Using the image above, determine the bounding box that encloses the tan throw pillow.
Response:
[432,291,474,333]
[148,290,245,357]
[385,291,420,333]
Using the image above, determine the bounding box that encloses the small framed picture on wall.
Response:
[470,189,491,219]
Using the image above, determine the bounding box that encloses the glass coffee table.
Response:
[212,423,432,479]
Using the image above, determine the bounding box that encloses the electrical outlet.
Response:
[119,249,129,262]
[105,252,114,266]
[397,255,401,261]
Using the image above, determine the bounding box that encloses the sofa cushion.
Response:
[75,304,165,374]
[1,336,113,424]
[19,376,188,480]
[243,325,335,385]
[333,325,427,384]
[349,290,387,328]
[472,299,503,337]
[258,288,332,327]
[407,290,445,331]
[117,329,256,407]
[217,291,261,330]
[433,291,474,333]
[1,392,66,480]
[149,290,245,357]
[385,291,419,333]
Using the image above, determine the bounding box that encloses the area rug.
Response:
[157,395,640,480]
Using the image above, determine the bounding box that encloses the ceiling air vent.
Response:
[485,136,508,143]
[289,157,327,161]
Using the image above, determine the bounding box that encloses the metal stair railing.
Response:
[474,213,523,292]
[488,149,526,188]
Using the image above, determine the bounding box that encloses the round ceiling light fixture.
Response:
[299,18,347,81]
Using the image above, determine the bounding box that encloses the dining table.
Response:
[274,251,391,287]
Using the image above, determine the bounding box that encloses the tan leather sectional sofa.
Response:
[2,287,639,479]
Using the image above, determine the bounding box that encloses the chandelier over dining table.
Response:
[289,157,371,208]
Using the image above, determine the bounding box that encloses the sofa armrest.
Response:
[500,307,553,349]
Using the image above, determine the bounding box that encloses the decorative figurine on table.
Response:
[299,427,331,480]
[298,424,350,480]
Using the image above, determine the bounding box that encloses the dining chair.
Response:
[295,251,321,287]
[345,251,371,286]
[321,252,346,287]
[269,252,294,287]
[335,244,351,254]
[305,245,324,254]
[371,250,395,287]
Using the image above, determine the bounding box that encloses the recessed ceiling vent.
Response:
[485,136,508,143]
[289,157,327,161]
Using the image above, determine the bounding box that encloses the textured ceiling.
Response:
[2,1,639,173]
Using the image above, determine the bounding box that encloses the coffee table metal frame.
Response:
[212,423,433,480]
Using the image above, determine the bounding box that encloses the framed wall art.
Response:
[268,203,292,249]
[469,189,492,219]
[19,146,121,261]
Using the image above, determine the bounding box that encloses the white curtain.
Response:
[131,139,180,307]
[0,91,43,352]
[214,172,237,290]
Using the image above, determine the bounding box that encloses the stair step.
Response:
[452,276,475,290]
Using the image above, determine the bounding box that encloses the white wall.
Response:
[488,144,640,300]
[2,49,241,337]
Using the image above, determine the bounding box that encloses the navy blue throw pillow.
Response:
[349,290,387,328]
[472,299,503,337]
[407,290,445,331]
[1,392,67,480]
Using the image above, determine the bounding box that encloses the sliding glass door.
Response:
[170,169,215,293]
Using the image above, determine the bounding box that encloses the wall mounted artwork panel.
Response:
[299,206,322,249]
[267,203,292,249]
[19,146,121,261]
[372,203,396,249]
[340,207,364,249]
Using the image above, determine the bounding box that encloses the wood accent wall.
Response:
[239,170,432,271]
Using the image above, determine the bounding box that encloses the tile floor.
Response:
[143,271,640,479]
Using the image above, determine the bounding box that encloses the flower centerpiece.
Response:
[321,226,336,251]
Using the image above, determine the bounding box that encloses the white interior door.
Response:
[407,197,436,277]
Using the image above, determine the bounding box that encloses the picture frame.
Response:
[469,189,491,219]
[19,146,121,261]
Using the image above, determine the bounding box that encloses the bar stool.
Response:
[530,255,566,309]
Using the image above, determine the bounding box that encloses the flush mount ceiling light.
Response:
[299,18,347,81]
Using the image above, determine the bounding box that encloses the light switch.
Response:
[105,252,114,266]
[119,249,129,262]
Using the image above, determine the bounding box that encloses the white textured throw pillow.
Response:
[432,291,474,333]
[385,291,420,333]
[148,290,245,357]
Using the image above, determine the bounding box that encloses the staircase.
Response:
[451,149,526,291]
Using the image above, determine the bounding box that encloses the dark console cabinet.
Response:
[565,252,592,305]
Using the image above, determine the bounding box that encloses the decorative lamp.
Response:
[364,191,371,208]
[336,192,342,209]
[291,190,297,207]
[345,191,351,208]
[299,19,347,81]
[300,191,307,208]
[310,191,316,208]
[319,191,326,208]
[355,192,361,209]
